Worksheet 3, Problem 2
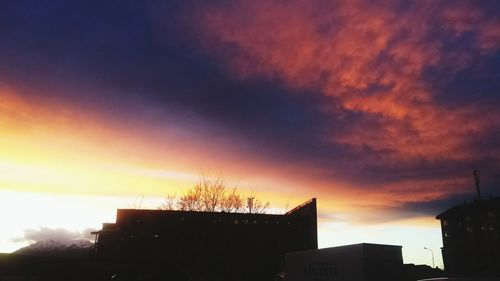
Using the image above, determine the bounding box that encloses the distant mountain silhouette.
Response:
[13,239,93,258]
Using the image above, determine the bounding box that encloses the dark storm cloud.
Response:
[398,191,497,218]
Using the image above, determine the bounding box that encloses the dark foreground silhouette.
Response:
[1,199,318,281]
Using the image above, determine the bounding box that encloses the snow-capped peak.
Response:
[14,239,94,258]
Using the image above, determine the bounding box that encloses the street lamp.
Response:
[424,247,435,268]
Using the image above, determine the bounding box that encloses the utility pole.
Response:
[473,169,481,199]
[424,247,435,268]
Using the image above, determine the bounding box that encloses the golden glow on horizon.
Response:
[1,91,196,199]
[0,131,195,196]
[0,89,326,200]
[1,88,445,268]
[0,88,450,216]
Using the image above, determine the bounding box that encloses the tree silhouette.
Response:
[221,188,244,213]
[245,196,270,214]
[157,193,177,210]
[178,184,203,211]
[199,175,225,212]
[160,175,269,213]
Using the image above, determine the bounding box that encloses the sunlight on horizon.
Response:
[0,189,444,269]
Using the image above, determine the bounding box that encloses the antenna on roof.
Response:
[473,169,481,200]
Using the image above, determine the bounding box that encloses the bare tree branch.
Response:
[158,193,177,210]
[159,174,270,214]
[245,195,270,214]
[178,185,203,211]
[221,188,244,213]
[199,174,225,212]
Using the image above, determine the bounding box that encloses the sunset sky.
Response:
[1,0,500,268]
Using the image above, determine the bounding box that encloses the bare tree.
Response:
[177,175,226,212]
[221,188,244,213]
[158,193,177,210]
[160,174,270,214]
[245,196,270,214]
[178,185,203,211]
[199,175,225,212]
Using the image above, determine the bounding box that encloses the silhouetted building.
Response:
[437,197,500,277]
[402,263,444,281]
[92,198,317,281]
[285,243,403,281]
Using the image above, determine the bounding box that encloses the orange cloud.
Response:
[191,0,499,159]
[184,0,500,209]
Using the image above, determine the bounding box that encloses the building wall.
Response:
[94,198,318,281]
[437,197,500,277]
[285,243,403,281]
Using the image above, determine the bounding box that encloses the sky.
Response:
[1,0,500,268]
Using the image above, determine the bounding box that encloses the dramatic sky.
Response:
[1,0,500,267]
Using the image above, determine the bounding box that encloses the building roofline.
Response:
[116,198,316,217]
[436,196,500,220]
[285,198,316,215]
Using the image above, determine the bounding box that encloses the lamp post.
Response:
[424,247,435,268]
